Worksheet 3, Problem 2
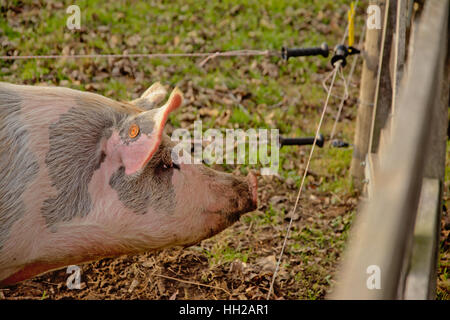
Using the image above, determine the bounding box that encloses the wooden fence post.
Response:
[404,24,449,299]
[350,0,386,189]
[331,0,449,299]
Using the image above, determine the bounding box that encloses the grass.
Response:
[5,0,446,301]
[243,204,285,226]
[1,0,361,300]
[204,241,251,266]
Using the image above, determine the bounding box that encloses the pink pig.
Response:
[0,82,257,285]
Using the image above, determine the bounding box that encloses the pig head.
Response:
[0,82,257,286]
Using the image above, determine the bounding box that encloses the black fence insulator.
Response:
[279,134,325,148]
[331,44,348,67]
[331,44,361,67]
[281,43,329,60]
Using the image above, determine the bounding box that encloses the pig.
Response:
[0,81,257,286]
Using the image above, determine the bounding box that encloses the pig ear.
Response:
[122,87,183,175]
[131,82,167,110]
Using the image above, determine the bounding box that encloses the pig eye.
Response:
[162,161,180,170]
[161,159,180,171]
[128,124,140,138]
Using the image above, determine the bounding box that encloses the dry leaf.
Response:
[257,255,277,273]
[126,34,141,47]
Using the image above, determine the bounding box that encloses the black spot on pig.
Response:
[41,99,127,228]
[109,137,176,215]
[0,87,39,251]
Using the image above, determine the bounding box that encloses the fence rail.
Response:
[331,0,449,299]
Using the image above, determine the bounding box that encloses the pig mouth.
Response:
[225,199,257,224]
[209,191,257,235]
[181,199,257,250]
[217,172,258,225]
[213,171,257,211]
[211,187,257,225]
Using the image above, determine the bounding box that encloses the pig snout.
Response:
[231,173,258,218]
[208,171,258,224]
[171,164,259,249]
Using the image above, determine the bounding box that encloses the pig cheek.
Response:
[86,164,175,250]
[88,160,183,248]
[88,157,164,232]
[169,171,227,243]
[180,165,239,214]
[172,166,217,213]
[171,169,220,217]
[167,171,203,241]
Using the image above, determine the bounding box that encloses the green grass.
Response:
[255,204,286,226]
[204,242,251,266]
[1,0,375,300]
